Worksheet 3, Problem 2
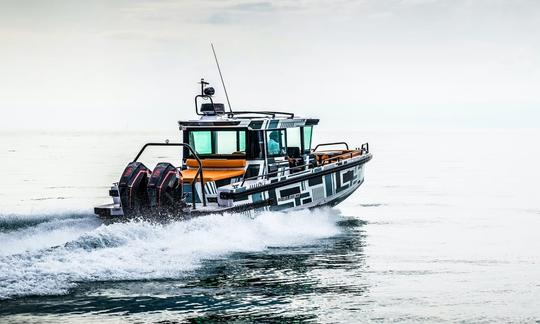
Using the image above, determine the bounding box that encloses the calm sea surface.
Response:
[0,130,539,323]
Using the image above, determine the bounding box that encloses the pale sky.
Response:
[1,0,539,130]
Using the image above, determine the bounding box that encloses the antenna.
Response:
[211,43,233,112]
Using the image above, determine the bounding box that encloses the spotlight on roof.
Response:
[203,87,215,96]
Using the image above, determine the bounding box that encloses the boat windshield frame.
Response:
[183,127,249,159]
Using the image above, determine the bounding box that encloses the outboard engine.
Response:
[118,162,151,215]
[147,162,183,211]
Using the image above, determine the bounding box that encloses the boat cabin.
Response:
[179,106,319,185]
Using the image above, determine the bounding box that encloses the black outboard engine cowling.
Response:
[118,162,151,215]
[147,163,183,211]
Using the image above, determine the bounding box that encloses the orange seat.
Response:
[314,150,362,165]
[185,159,246,169]
[182,159,246,183]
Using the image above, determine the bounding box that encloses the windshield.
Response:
[266,129,286,157]
[303,126,313,153]
[188,129,247,156]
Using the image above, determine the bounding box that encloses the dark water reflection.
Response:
[0,217,369,322]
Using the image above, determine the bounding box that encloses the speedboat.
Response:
[94,79,372,221]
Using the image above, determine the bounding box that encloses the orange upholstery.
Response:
[182,159,246,183]
[313,150,362,165]
[185,159,246,169]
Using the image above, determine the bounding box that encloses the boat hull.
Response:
[95,154,371,222]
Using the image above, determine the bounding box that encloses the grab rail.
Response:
[132,142,206,208]
[226,111,295,119]
[238,141,370,187]
[361,142,369,154]
[313,142,370,165]
[194,95,215,116]
[313,142,349,151]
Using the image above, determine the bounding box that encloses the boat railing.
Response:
[239,142,370,186]
[226,111,295,119]
[132,142,206,208]
[361,143,369,154]
[313,142,349,151]
[313,142,370,165]
[313,142,369,154]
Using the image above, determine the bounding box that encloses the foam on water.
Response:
[0,212,101,256]
[0,209,340,299]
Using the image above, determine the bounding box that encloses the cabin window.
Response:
[266,129,286,157]
[286,127,302,158]
[188,129,246,156]
[286,128,301,148]
[216,131,237,154]
[239,131,246,152]
[303,126,313,153]
[189,131,212,155]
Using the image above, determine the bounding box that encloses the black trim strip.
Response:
[179,121,241,127]
[220,154,372,200]
[191,198,274,216]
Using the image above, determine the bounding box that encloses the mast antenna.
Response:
[211,43,233,113]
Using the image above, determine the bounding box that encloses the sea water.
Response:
[0,130,539,322]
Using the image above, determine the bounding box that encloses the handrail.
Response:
[132,142,206,209]
[361,142,369,154]
[226,111,295,119]
[318,142,370,165]
[238,143,369,186]
[194,95,215,116]
[313,142,349,151]
[236,142,370,187]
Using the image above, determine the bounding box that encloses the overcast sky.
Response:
[1,0,539,130]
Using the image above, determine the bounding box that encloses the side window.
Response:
[266,129,286,157]
[188,129,247,155]
[215,131,237,154]
[286,128,301,148]
[189,131,212,154]
[238,131,246,152]
[303,126,313,153]
[286,127,301,157]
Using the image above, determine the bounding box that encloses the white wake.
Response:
[0,209,340,299]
